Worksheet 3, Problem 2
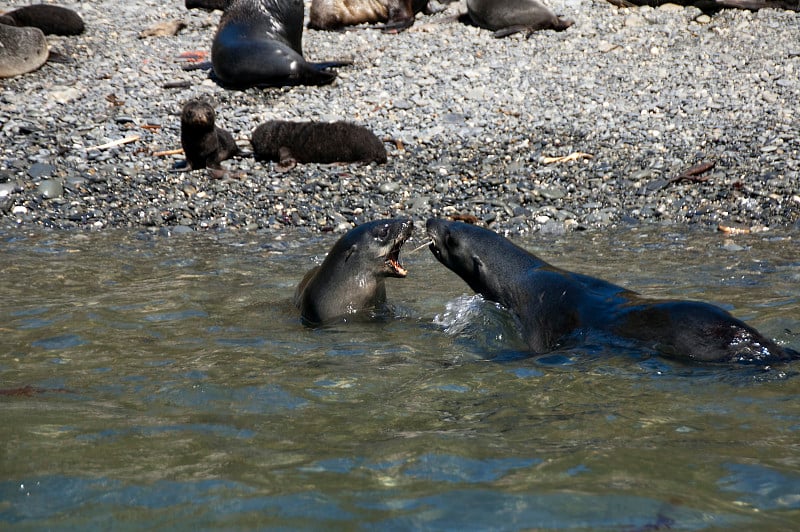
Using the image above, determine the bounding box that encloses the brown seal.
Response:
[295,218,413,326]
[251,121,387,167]
[179,100,239,172]
[308,0,436,32]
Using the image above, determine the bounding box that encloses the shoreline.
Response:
[1,0,798,234]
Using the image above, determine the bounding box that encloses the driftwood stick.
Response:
[85,135,140,151]
[152,148,184,157]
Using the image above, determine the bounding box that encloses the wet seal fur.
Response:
[211,0,351,88]
[426,218,800,365]
[464,0,573,37]
[251,120,387,167]
[0,4,85,35]
[295,218,413,326]
[180,100,239,172]
[308,0,436,32]
[0,22,48,78]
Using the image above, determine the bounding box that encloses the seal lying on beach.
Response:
[295,218,413,326]
[0,4,85,35]
[211,0,351,88]
[0,22,48,78]
[426,218,800,365]
[180,100,239,172]
[464,0,573,37]
[308,0,437,32]
[251,120,387,167]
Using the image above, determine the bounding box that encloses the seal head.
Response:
[296,218,413,326]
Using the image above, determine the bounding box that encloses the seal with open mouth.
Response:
[295,218,413,326]
[426,218,799,365]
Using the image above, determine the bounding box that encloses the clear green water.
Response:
[1,225,799,530]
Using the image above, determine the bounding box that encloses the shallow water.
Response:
[1,224,799,530]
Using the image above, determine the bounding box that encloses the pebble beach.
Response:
[1,0,799,234]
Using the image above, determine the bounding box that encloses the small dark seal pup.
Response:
[295,218,413,326]
[0,22,47,78]
[211,0,351,88]
[180,100,239,172]
[251,121,387,167]
[0,4,85,35]
[426,218,800,365]
[465,0,572,37]
[308,0,435,32]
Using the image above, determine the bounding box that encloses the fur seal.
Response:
[251,120,387,167]
[0,22,48,78]
[295,218,413,326]
[0,5,85,35]
[211,0,351,88]
[465,0,572,37]
[308,0,434,32]
[180,100,239,172]
[426,218,800,365]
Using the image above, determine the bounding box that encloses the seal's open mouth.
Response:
[385,240,408,277]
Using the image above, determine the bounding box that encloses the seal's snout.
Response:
[425,218,446,258]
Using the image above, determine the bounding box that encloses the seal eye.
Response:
[445,231,457,250]
[375,224,390,240]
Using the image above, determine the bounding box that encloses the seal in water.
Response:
[308,0,435,32]
[0,4,85,35]
[464,0,573,37]
[211,0,351,88]
[180,99,239,172]
[295,218,413,326]
[251,120,387,167]
[426,218,800,364]
[0,23,48,78]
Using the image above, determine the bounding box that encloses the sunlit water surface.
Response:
[1,225,799,530]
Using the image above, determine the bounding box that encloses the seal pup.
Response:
[295,218,413,326]
[211,0,351,88]
[251,120,387,168]
[179,100,239,173]
[0,23,48,78]
[426,218,799,365]
[465,0,573,37]
[0,5,85,35]
[308,0,436,32]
